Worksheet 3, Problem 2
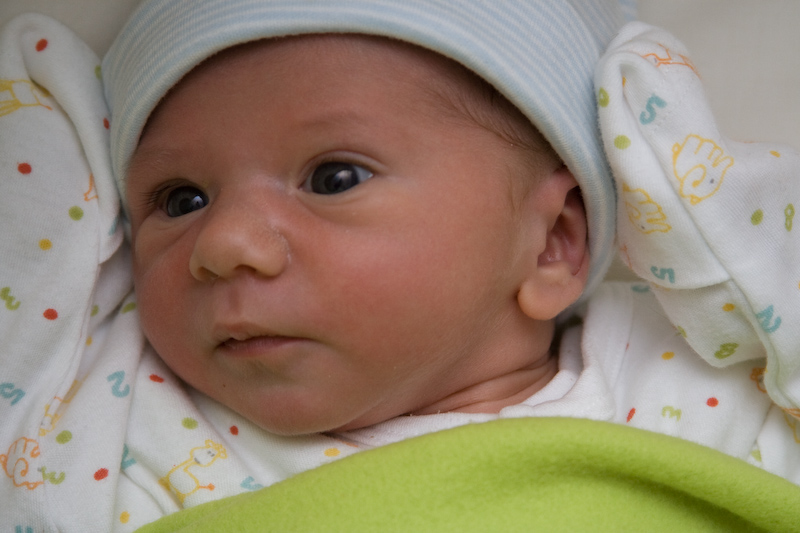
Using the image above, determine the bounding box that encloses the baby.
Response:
[125,33,584,436]
[3,0,800,530]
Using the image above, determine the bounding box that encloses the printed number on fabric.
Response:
[240,476,264,491]
[0,382,25,406]
[40,466,65,485]
[121,444,137,470]
[639,94,666,125]
[714,343,738,360]
[755,305,782,333]
[1,287,21,311]
[650,266,675,284]
[107,371,131,398]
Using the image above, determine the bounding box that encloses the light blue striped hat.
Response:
[103,0,635,294]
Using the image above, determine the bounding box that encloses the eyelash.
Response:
[139,181,186,213]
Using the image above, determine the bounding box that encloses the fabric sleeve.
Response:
[595,22,800,417]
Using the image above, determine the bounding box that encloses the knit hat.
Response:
[103,0,635,295]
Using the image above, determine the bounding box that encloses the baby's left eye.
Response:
[164,186,208,217]
[303,162,373,195]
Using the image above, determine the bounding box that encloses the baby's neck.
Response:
[410,352,559,416]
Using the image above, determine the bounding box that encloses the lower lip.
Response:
[218,336,305,358]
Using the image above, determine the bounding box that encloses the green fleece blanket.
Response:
[137,418,800,532]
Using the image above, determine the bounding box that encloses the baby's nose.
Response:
[189,197,289,282]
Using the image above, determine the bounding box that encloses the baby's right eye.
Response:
[303,161,374,195]
[164,186,208,217]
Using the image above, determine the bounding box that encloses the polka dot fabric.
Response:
[596,23,800,419]
[0,12,127,530]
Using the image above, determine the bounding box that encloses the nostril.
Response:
[193,265,220,283]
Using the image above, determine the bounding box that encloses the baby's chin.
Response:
[228,395,388,437]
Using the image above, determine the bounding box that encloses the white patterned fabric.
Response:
[597,22,800,421]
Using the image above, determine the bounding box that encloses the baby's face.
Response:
[126,35,564,435]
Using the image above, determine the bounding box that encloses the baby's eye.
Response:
[304,162,373,195]
[164,186,208,217]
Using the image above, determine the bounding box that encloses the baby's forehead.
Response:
[152,33,545,156]
[179,34,488,107]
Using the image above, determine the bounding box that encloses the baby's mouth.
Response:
[218,334,304,356]
[212,319,309,359]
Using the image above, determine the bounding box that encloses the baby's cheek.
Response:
[134,267,183,350]
[135,289,169,353]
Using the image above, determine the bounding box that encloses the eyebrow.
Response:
[291,109,376,133]
[126,147,187,178]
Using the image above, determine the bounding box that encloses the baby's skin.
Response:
[125,34,589,435]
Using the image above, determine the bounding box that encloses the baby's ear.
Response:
[517,166,589,320]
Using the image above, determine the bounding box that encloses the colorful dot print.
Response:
[598,88,609,108]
